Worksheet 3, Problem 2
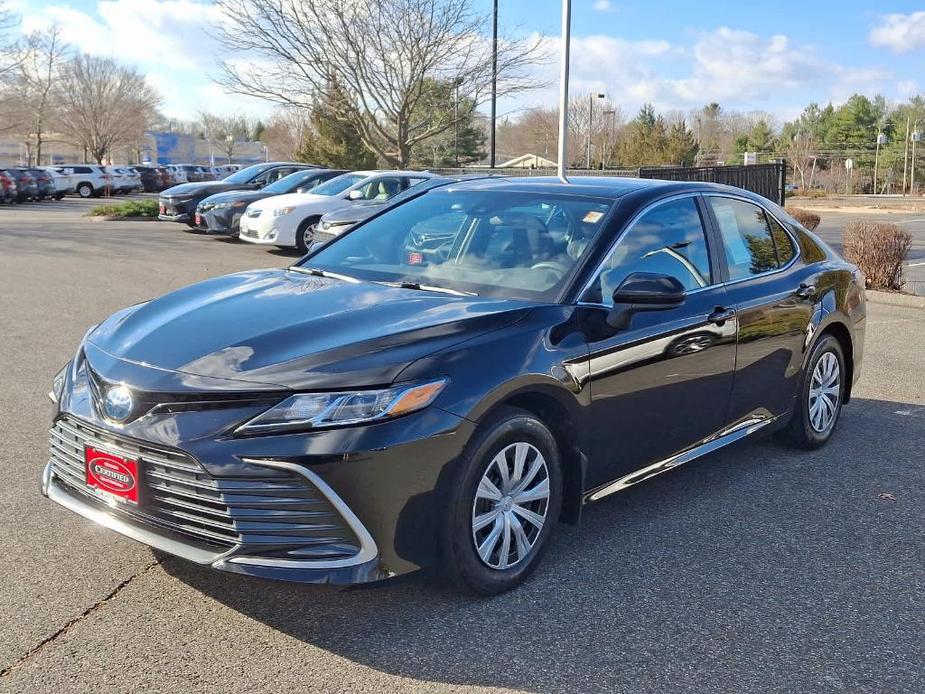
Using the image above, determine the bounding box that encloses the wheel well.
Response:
[820,321,854,402]
[495,391,584,524]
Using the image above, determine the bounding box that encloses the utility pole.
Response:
[874,129,885,195]
[903,116,910,195]
[454,80,460,167]
[913,127,921,196]
[489,0,498,169]
[556,0,571,183]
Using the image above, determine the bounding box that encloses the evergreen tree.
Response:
[297,80,378,169]
[664,120,699,166]
[409,79,486,166]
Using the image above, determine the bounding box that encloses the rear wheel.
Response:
[440,408,562,595]
[779,334,845,449]
[296,217,320,253]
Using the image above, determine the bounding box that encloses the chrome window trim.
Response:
[701,192,802,286]
[225,458,379,570]
[574,191,713,304]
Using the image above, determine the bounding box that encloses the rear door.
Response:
[702,194,815,424]
[579,194,738,488]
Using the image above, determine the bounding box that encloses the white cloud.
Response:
[17,0,272,121]
[593,0,611,11]
[870,12,925,53]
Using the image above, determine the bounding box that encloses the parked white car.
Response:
[57,165,114,198]
[239,171,434,252]
[39,167,76,199]
[110,167,142,194]
[165,165,188,184]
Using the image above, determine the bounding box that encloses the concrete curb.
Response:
[88,215,156,222]
[865,290,925,309]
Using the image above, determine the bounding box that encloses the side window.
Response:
[358,177,402,200]
[707,197,780,279]
[767,215,796,265]
[585,197,712,305]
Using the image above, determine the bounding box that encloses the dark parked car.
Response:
[133,166,162,193]
[9,168,38,202]
[25,168,55,199]
[154,167,175,190]
[158,162,316,227]
[43,178,865,594]
[195,168,347,235]
[0,168,16,203]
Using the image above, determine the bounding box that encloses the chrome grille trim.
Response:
[48,416,365,561]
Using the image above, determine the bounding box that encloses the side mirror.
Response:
[606,272,686,330]
[347,189,364,201]
[295,187,306,194]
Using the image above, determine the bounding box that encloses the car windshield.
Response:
[311,173,366,196]
[264,170,317,195]
[223,163,273,184]
[303,190,614,302]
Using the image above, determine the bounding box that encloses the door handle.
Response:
[796,283,817,299]
[708,307,736,325]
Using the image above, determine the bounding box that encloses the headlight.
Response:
[236,379,447,434]
[49,362,70,404]
[273,206,296,216]
[214,200,247,209]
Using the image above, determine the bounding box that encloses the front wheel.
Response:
[779,334,846,449]
[440,408,562,595]
[295,217,320,254]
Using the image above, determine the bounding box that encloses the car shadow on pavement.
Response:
[161,397,924,693]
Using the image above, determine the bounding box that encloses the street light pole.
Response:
[556,0,571,183]
[489,0,498,169]
[874,129,883,195]
[913,126,921,196]
[903,115,911,195]
[586,92,604,169]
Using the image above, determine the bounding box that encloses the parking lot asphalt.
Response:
[0,198,923,694]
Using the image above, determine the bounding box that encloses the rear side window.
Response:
[767,215,795,265]
[707,197,782,280]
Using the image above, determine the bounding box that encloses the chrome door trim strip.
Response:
[583,415,777,503]
[223,458,379,570]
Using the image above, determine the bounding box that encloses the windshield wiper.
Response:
[288,266,361,283]
[380,280,477,297]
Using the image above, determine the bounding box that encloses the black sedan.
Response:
[44,178,865,594]
[10,168,38,202]
[195,168,346,235]
[158,162,317,226]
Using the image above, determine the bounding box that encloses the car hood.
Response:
[87,268,533,390]
[161,181,246,197]
[250,191,331,212]
[200,190,268,207]
[322,201,385,225]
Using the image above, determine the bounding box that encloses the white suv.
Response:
[59,165,114,198]
[111,167,142,194]
[40,167,76,199]
[239,171,434,252]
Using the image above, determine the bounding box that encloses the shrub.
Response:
[842,221,912,291]
[89,199,159,218]
[788,207,821,230]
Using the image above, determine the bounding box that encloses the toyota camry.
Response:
[44,177,865,594]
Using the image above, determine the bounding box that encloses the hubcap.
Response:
[471,442,550,570]
[303,223,316,249]
[808,352,840,433]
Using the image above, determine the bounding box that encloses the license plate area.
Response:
[85,446,139,505]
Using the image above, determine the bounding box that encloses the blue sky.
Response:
[9,0,925,124]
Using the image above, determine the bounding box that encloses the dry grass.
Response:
[788,207,821,230]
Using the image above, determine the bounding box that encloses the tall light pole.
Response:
[902,115,911,195]
[874,130,886,195]
[913,127,922,196]
[586,92,605,169]
[556,0,571,183]
[489,0,498,169]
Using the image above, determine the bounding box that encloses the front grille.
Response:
[49,417,363,561]
[240,227,259,239]
[313,229,336,244]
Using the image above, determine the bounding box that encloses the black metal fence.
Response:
[430,161,787,206]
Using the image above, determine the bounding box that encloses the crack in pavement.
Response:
[0,560,161,679]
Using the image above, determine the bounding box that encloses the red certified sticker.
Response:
[407,251,424,265]
[159,204,165,215]
[85,446,139,504]
[195,213,202,226]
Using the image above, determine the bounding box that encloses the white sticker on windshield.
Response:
[583,210,604,224]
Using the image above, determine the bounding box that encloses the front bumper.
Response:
[239,213,295,246]
[158,198,193,222]
[198,207,242,235]
[43,353,474,583]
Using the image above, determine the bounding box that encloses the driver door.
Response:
[580,195,737,488]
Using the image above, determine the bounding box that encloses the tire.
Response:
[440,407,562,595]
[779,334,846,449]
[295,217,320,254]
[77,182,93,198]
[54,192,65,200]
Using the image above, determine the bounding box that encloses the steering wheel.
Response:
[530,261,571,283]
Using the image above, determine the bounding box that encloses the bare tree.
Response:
[8,25,70,164]
[215,0,546,167]
[197,111,253,163]
[56,54,161,163]
[261,106,311,160]
[0,1,20,79]
[784,131,818,190]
